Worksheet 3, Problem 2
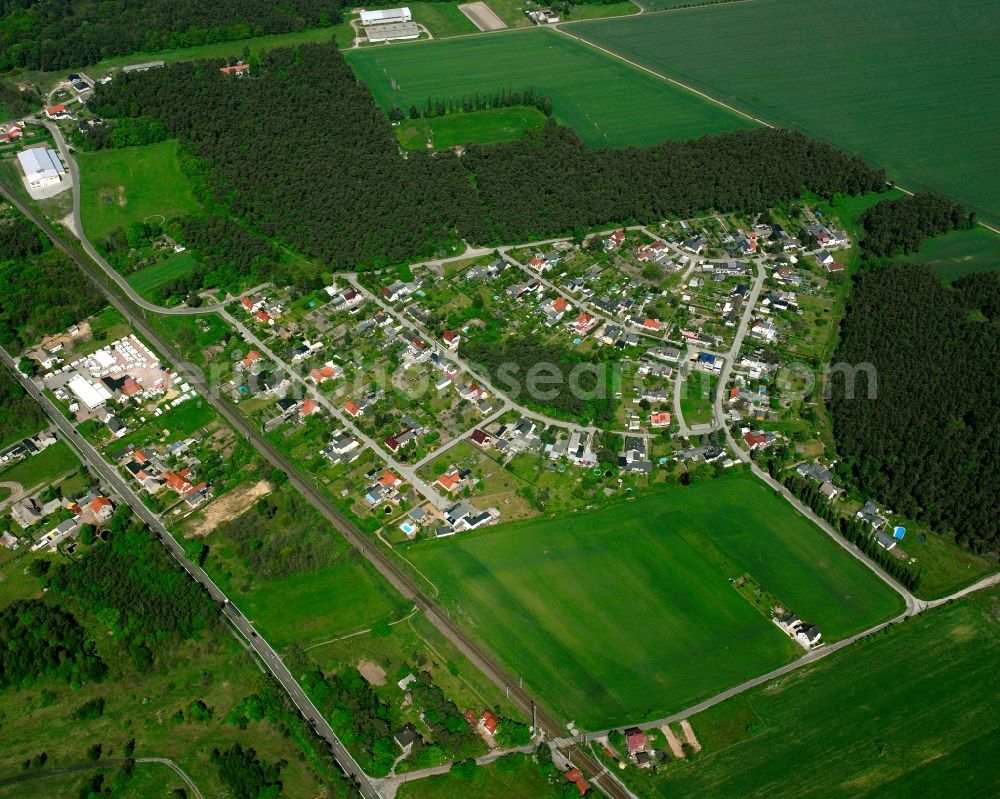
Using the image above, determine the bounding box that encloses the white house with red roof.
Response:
[442,330,460,350]
[605,229,626,250]
[573,311,598,336]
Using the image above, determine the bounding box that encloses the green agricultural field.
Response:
[396,107,548,150]
[893,225,1000,283]
[77,139,200,241]
[573,0,1000,224]
[346,28,754,148]
[407,477,903,728]
[221,563,405,652]
[641,590,1000,797]
[126,251,199,301]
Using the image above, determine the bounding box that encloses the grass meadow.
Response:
[347,28,754,148]
[0,440,79,490]
[574,0,1000,224]
[77,139,200,241]
[893,225,1000,284]
[642,589,1000,797]
[395,107,548,150]
[408,477,903,728]
[127,251,199,301]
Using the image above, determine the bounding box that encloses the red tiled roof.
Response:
[481,710,498,735]
[470,428,490,445]
[345,401,360,416]
[436,472,461,491]
[443,330,458,342]
[378,470,399,488]
[553,297,569,313]
[301,398,319,416]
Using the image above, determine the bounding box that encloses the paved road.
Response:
[0,345,383,799]
[571,564,1000,742]
[0,756,204,797]
[220,309,451,510]
[0,183,638,799]
[346,275,601,438]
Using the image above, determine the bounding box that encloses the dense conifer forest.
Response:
[0,0,342,71]
[829,264,1000,552]
[859,192,974,256]
[91,42,884,274]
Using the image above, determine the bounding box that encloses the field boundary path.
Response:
[0,184,637,799]
[0,756,204,799]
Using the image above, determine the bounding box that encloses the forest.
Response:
[0,0,343,71]
[46,511,219,668]
[829,264,999,553]
[90,42,884,276]
[0,366,45,445]
[0,244,106,352]
[0,599,107,688]
[461,336,617,425]
[859,192,974,256]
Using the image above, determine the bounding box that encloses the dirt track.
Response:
[459,2,507,31]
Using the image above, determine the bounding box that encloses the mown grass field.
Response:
[347,28,754,148]
[78,139,200,241]
[643,590,1000,797]
[397,753,563,798]
[409,2,480,36]
[0,440,79,490]
[396,107,548,149]
[408,477,902,728]
[126,251,199,301]
[574,0,1000,224]
[893,225,1000,283]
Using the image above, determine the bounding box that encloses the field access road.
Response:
[571,567,1000,744]
[345,274,603,438]
[0,344,383,799]
[1,183,635,799]
[219,308,452,510]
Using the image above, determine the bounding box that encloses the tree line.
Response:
[859,192,974,256]
[392,87,554,122]
[829,264,999,553]
[90,42,885,275]
[0,0,344,72]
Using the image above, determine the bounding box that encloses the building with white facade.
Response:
[17,147,65,189]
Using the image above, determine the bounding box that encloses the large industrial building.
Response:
[360,7,412,24]
[361,7,420,41]
[17,147,65,189]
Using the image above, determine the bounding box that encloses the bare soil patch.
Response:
[185,479,272,537]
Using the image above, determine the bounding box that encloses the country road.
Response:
[0,182,636,799]
[0,343,383,799]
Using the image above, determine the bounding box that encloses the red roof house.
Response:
[625,727,646,754]
[345,400,361,417]
[470,428,491,447]
[481,710,498,735]
[301,398,319,416]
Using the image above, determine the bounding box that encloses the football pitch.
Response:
[573,0,1000,224]
[77,139,200,240]
[346,28,754,148]
[408,477,903,728]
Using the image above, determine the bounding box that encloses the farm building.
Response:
[360,7,412,24]
[17,147,65,189]
[365,21,420,42]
